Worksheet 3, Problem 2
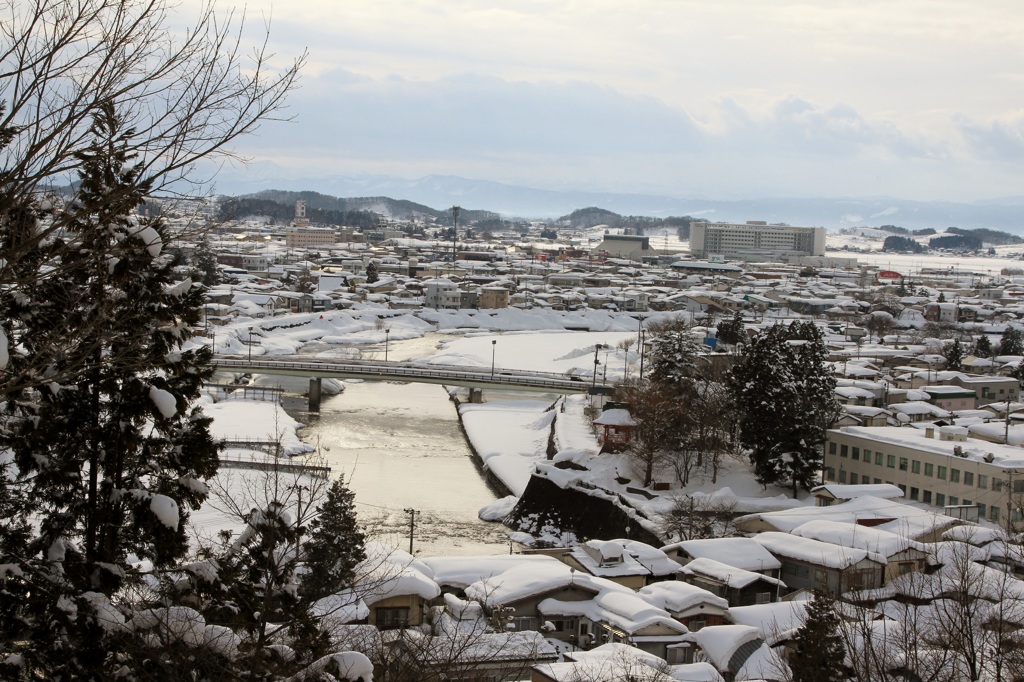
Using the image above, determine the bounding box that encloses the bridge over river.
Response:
[214,355,614,406]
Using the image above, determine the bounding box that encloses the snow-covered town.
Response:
[7,1,1024,680]
[32,197,1024,681]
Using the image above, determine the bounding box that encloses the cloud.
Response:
[956,112,1024,162]
[232,71,1024,200]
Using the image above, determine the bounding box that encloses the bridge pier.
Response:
[308,377,322,411]
[468,387,484,404]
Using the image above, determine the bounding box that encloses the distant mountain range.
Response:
[209,163,1024,232]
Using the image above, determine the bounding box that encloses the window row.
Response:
[829,442,1022,491]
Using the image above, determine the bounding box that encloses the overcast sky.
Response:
[209,0,1024,202]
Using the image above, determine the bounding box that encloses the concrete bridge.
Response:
[213,355,615,408]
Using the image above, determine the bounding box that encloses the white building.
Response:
[690,221,826,261]
[424,279,461,309]
[825,424,1024,529]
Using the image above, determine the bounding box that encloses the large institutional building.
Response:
[824,425,1024,529]
[689,221,826,261]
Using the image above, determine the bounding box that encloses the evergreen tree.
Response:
[301,476,367,600]
[0,106,220,677]
[727,322,841,497]
[715,312,745,349]
[646,328,706,388]
[1000,326,1024,356]
[790,593,848,682]
[974,334,993,358]
[365,260,379,284]
[943,338,965,371]
[191,241,223,286]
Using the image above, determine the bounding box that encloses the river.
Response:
[285,333,514,557]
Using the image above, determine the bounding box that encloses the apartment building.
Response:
[825,425,1024,529]
[285,226,338,248]
[690,221,826,261]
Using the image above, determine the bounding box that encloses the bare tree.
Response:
[659,494,738,541]
[838,536,1024,682]
[0,0,304,395]
[0,0,304,203]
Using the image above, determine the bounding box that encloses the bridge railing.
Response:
[214,356,607,392]
[217,354,588,382]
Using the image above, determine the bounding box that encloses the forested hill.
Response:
[557,206,703,238]
[217,190,498,226]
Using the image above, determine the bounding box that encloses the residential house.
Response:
[661,537,782,581]
[734,494,962,543]
[789,519,930,583]
[637,581,731,631]
[952,374,1020,406]
[751,532,887,595]
[678,558,787,607]
[479,286,510,309]
[681,624,788,681]
[920,384,976,411]
[424,279,461,309]
[811,483,904,506]
[559,540,680,589]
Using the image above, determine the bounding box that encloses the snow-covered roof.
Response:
[538,589,687,637]
[534,643,696,682]
[637,581,729,615]
[790,519,927,558]
[662,537,783,573]
[682,624,762,671]
[420,554,561,590]
[753,531,886,569]
[592,408,636,427]
[728,600,809,644]
[679,558,787,590]
[464,562,626,607]
[811,483,905,501]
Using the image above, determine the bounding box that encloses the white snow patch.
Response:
[478,495,518,521]
[133,224,163,257]
[149,386,178,419]
[149,494,179,531]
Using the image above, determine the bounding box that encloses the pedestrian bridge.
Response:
[213,356,614,396]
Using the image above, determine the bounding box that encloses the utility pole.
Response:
[451,206,460,264]
[403,507,419,554]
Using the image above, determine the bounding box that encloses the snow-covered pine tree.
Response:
[646,327,705,388]
[0,105,220,678]
[974,334,993,358]
[943,338,965,371]
[301,475,367,601]
[999,326,1024,356]
[789,593,848,682]
[727,321,839,497]
[365,260,379,284]
[715,311,745,349]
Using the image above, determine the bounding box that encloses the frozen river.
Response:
[285,334,513,556]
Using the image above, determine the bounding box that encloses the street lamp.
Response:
[592,343,604,394]
[639,330,646,379]
[491,339,497,378]
[385,328,390,362]
[247,326,253,362]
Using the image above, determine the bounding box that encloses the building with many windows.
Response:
[689,221,826,261]
[285,226,339,248]
[824,425,1024,529]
